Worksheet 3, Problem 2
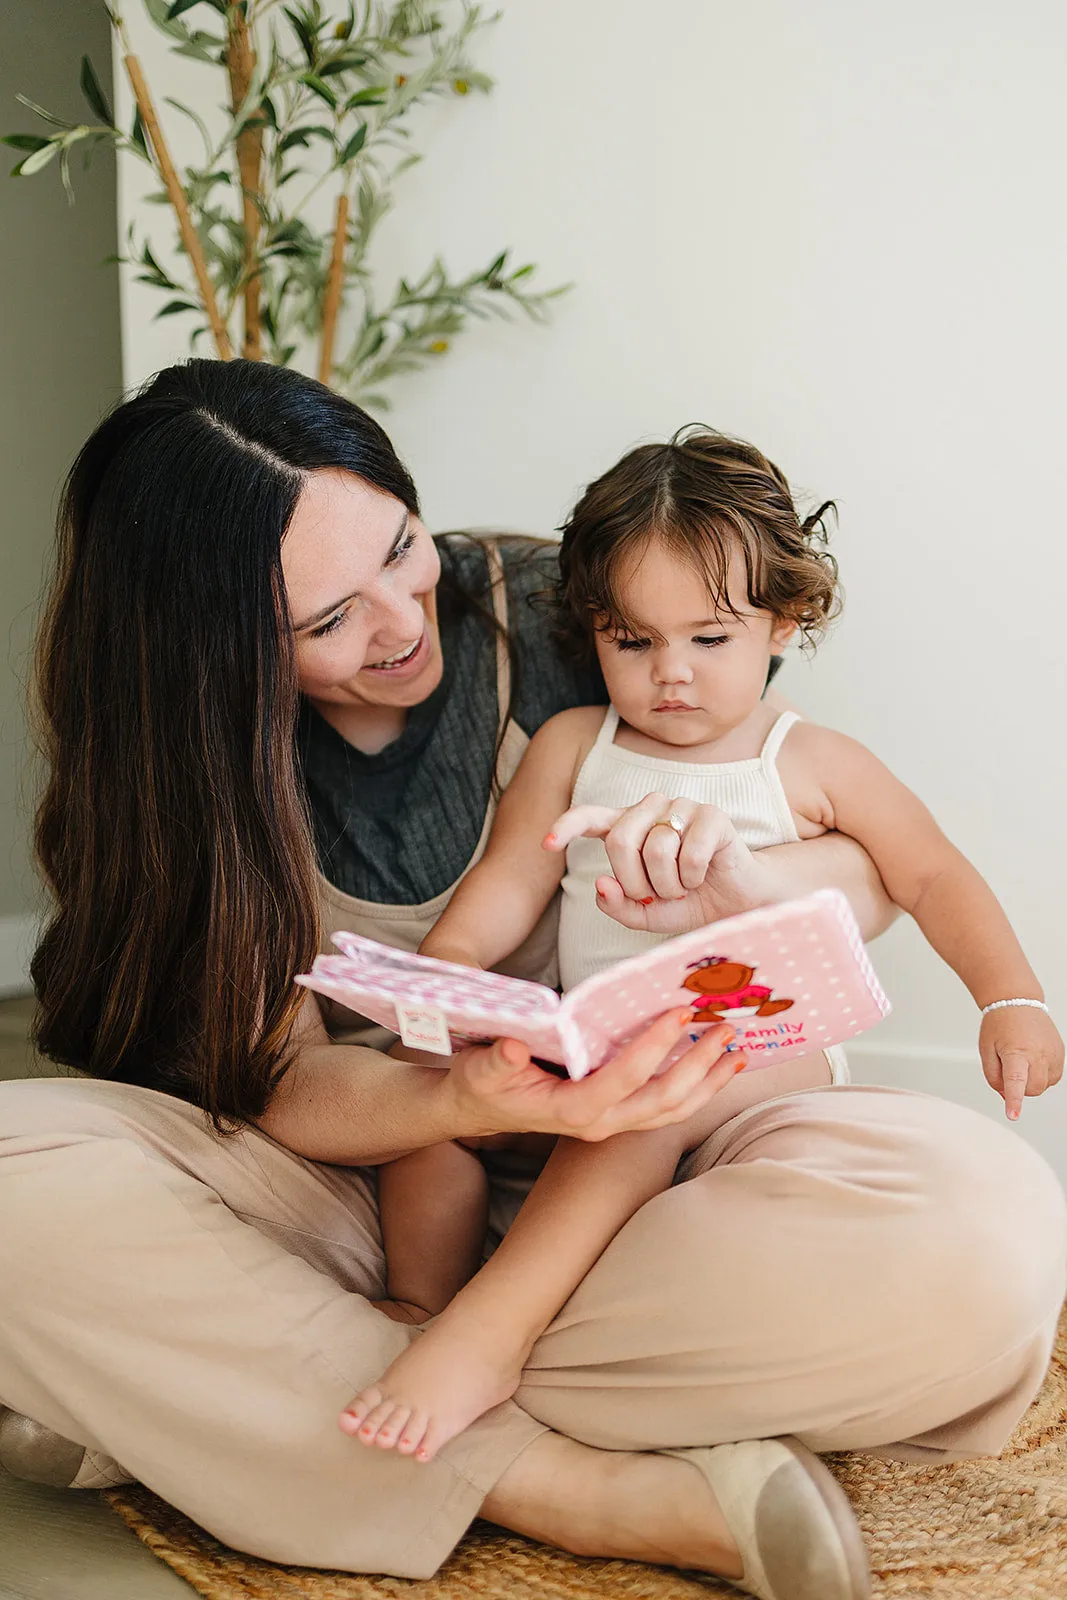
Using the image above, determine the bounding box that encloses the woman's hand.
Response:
[545,792,775,934]
[444,1011,742,1143]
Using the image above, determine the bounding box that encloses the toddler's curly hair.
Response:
[555,425,841,657]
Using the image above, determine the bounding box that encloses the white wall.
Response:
[116,1,1067,1176]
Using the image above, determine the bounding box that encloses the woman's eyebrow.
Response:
[293,510,411,632]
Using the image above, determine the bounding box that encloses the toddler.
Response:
[340,426,1063,1463]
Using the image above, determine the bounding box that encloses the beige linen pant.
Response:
[0,1075,1064,1578]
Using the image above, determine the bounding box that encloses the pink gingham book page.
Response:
[297,888,889,1079]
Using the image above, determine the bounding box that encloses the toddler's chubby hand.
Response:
[979,1007,1063,1120]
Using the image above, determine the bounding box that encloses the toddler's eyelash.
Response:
[615,634,729,651]
[309,527,417,639]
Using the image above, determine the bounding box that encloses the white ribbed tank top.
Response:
[557,705,849,1082]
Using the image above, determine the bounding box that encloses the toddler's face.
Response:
[593,537,794,748]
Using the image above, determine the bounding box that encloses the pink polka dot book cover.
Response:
[297,888,890,1079]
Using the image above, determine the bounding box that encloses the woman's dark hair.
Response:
[31,359,419,1127]
[556,424,840,657]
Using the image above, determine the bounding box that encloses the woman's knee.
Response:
[911,1100,1067,1348]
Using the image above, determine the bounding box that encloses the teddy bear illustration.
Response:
[681,955,794,1024]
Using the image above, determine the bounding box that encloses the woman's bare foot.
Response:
[339,1312,527,1462]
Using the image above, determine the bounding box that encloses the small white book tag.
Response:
[396,1003,453,1056]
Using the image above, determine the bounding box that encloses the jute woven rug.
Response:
[105,1305,1067,1600]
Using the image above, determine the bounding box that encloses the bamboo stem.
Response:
[226,3,263,360]
[318,190,349,386]
[123,53,233,361]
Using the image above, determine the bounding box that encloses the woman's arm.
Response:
[749,832,896,941]
[257,991,744,1165]
[547,792,895,943]
[257,995,470,1163]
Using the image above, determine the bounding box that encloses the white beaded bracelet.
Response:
[981,998,1050,1016]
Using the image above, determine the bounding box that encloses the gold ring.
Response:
[651,812,686,838]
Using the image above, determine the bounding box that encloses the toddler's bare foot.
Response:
[339,1313,526,1463]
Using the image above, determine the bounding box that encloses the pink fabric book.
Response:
[297,888,889,1079]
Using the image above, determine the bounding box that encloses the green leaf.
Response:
[167,0,210,16]
[80,55,114,126]
[59,144,75,204]
[270,219,312,243]
[155,299,199,317]
[1,134,52,152]
[129,107,150,159]
[164,97,213,163]
[278,124,334,152]
[345,86,387,107]
[319,53,367,77]
[339,124,367,163]
[14,142,59,176]
[284,7,318,66]
[300,73,337,107]
[15,94,73,130]
[142,0,189,34]
[173,39,221,64]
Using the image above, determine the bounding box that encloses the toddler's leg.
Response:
[340,1142,488,1446]
[377,1143,489,1321]
[348,1030,741,1463]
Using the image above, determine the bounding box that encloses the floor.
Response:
[0,996,193,1599]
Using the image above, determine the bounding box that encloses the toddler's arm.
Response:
[791,725,1063,1116]
[420,707,600,970]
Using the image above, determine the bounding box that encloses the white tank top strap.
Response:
[756,709,802,848]
[571,705,620,806]
[593,703,620,750]
[759,709,802,769]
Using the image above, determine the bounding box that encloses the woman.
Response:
[0,360,1062,1600]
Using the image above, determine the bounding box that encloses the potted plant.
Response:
[5,1,565,405]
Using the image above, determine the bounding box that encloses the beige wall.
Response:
[0,0,122,971]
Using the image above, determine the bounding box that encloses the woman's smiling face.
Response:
[283,468,443,728]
